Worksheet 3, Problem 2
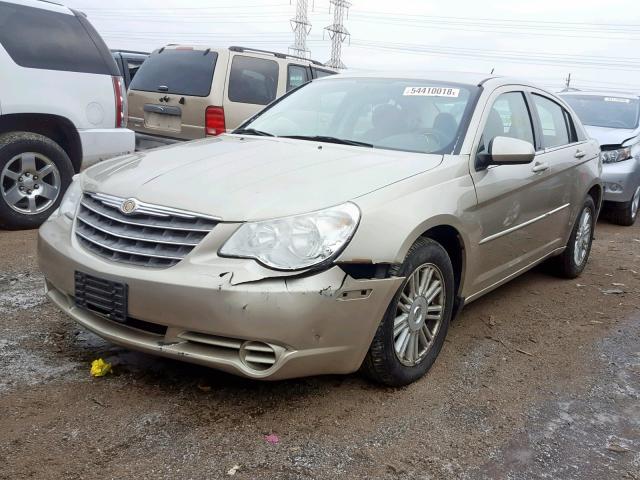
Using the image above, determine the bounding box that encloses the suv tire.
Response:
[362,237,454,386]
[551,195,595,279]
[0,132,74,230]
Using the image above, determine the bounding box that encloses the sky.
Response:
[64,0,640,93]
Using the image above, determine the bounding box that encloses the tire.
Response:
[362,237,455,386]
[607,186,640,226]
[0,132,74,230]
[550,196,596,279]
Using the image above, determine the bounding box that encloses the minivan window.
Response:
[129,49,217,97]
[287,64,309,92]
[241,78,478,154]
[480,92,535,154]
[228,55,279,105]
[0,2,113,75]
[562,94,640,130]
[532,94,570,148]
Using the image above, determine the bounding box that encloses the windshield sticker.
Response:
[403,87,460,98]
[604,97,631,103]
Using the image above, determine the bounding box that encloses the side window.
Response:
[287,64,309,91]
[312,68,335,79]
[479,92,535,155]
[0,3,112,75]
[532,94,570,148]
[228,55,279,105]
[127,60,144,83]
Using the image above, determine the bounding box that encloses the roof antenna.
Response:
[490,68,495,74]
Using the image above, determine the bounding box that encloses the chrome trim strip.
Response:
[76,215,200,247]
[89,192,221,221]
[479,203,570,245]
[79,200,213,233]
[76,231,184,261]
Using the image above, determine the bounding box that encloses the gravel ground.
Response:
[0,221,639,479]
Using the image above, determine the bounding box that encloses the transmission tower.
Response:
[290,0,311,58]
[324,0,351,70]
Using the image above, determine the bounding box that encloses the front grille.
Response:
[75,192,218,268]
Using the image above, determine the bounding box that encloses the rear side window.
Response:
[287,64,309,92]
[0,2,113,75]
[312,68,335,79]
[228,55,279,105]
[532,94,570,148]
[129,49,217,97]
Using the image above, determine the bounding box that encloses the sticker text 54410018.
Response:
[403,87,460,98]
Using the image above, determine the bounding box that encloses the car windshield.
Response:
[239,78,478,154]
[563,95,640,130]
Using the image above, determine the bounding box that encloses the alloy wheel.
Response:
[1,152,61,215]
[573,207,592,267]
[631,186,640,219]
[393,263,445,366]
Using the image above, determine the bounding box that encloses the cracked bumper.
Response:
[38,215,403,380]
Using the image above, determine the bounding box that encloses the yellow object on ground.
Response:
[90,358,112,377]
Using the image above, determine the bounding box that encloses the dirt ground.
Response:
[1,220,639,480]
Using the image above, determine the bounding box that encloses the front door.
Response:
[467,88,566,297]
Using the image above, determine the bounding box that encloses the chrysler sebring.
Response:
[38,73,601,385]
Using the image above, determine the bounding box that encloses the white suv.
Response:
[0,0,135,229]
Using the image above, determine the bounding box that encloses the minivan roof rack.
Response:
[228,46,325,67]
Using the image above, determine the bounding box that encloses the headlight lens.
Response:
[601,147,632,164]
[219,203,360,270]
[59,179,82,219]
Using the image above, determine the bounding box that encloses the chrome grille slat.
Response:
[75,193,217,268]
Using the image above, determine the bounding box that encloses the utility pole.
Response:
[290,0,311,58]
[563,73,572,91]
[324,0,351,70]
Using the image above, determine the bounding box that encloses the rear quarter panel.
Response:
[0,44,115,129]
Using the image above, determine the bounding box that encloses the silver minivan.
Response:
[39,73,601,386]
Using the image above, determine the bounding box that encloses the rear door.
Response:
[127,48,218,140]
[223,54,280,130]
[528,90,598,240]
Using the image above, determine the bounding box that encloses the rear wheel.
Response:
[551,196,595,278]
[363,237,454,386]
[607,186,640,226]
[0,132,73,230]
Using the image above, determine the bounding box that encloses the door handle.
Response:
[532,161,549,173]
[575,149,586,158]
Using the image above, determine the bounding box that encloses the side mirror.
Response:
[489,136,535,165]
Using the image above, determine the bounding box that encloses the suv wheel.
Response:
[608,186,640,226]
[363,237,454,386]
[551,196,595,278]
[0,132,74,230]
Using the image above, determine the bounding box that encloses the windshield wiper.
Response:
[281,135,373,148]
[232,128,275,137]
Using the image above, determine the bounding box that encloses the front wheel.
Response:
[551,196,595,278]
[362,237,455,386]
[607,186,640,226]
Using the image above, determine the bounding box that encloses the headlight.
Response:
[219,203,360,270]
[59,179,83,219]
[601,147,631,164]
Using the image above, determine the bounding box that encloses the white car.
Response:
[0,0,135,229]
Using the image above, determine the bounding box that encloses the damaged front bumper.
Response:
[38,215,403,380]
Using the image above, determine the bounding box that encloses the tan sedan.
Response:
[38,72,602,385]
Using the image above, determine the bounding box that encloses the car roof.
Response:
[317,71,551,90]
[559,90,639,100]
[5,0,72,14]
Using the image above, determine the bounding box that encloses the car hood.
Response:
[82,135,443,221]
[584,125,640,147]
